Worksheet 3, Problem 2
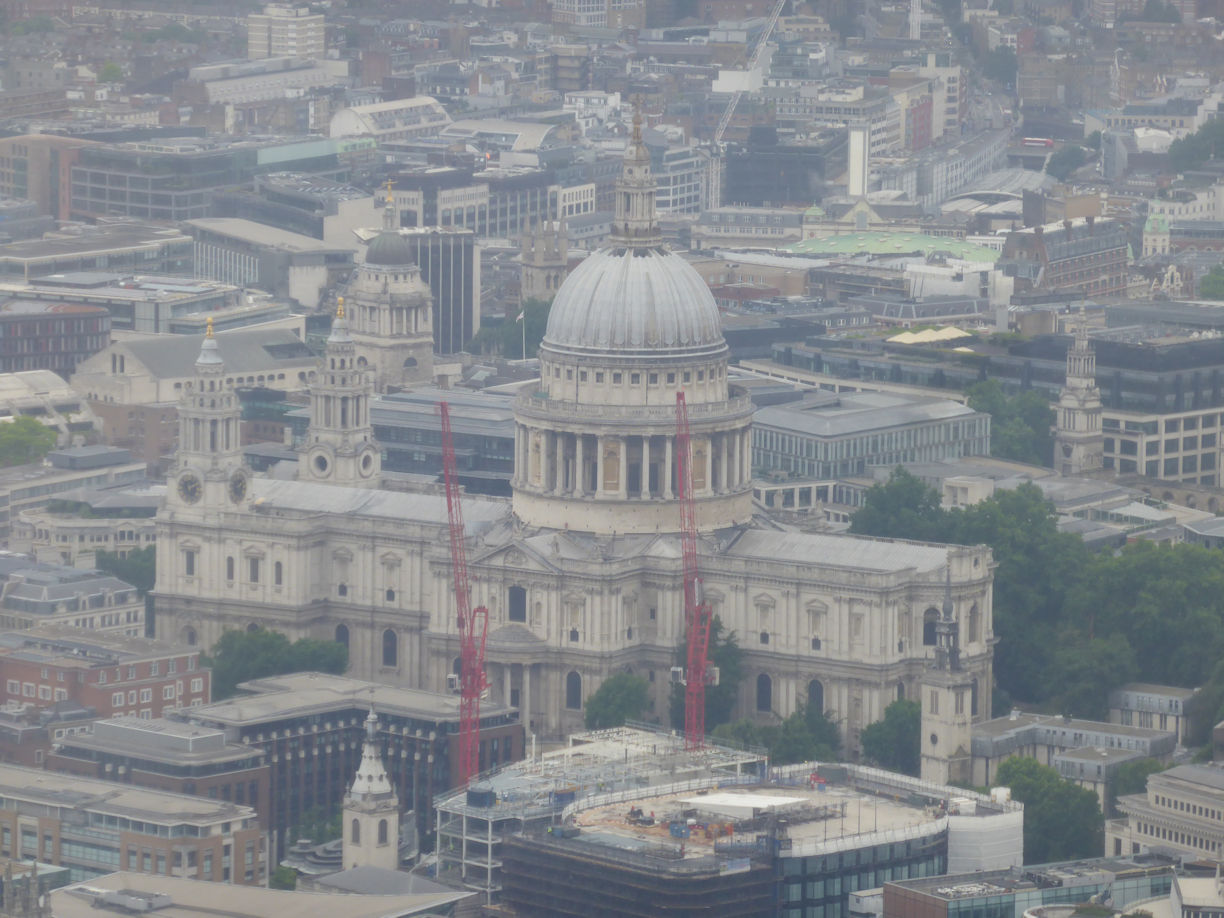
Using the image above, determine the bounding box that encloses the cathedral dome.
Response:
[541,247,725,358]
[364,229,416,267]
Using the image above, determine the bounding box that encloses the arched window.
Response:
[923,608,939,646]
[335,624,349,649]
[968,603,981,645]
[808,679,824,714]
[183,627,197,646]
[971,678,980,717]
[382,629,397,668]
[226,557,235,582]
[351,819,360,844]
[565,671,582,710]
[756,673,772,712]
[246,623,259,633]
[897,681,906,701]
[274,562,283,587]
[377,819,388,845]
[508,585,527,623]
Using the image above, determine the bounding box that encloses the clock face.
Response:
[177,473,202,504]
[228,470,248,503]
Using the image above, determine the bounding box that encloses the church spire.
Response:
[610,103,661,249]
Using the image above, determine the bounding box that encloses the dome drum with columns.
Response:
[511,110,754,534]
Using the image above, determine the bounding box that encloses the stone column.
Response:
[575,434,585,497]
[523,663,533,734]
[503,665,512,706]
[554,431,566,494]
[663,437,673,499]
[596,436,606,497]
[717,433,728,493]
[641,436,651,499]
[513,425,522,487]
[618,438,628,499]
[729,430,740,490]
[743,430,752,484]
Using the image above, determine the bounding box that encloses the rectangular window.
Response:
[163,685,176,700]
[248,558,259,584]
[191,678,204,693]
[150,663,159,676]
[112,691,124,707]
[5,680,17,695]
[929,690,939,716]
[140,688,152,703]
[184,551,196,577]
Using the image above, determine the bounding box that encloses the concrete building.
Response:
[0,371,100,447]
[329,98,452,146]
[398,228,480,356]
[0,224,192,283]
[0,624,208,722]
[0,762,262,884]
[439,725,1022,909]
[10,480,161,567]
[180,672,523,859]
[188,217,354,309]
[0,135,96,221]
[154,115,997,754]
[1109,764,1224,859]
[45,716,270,831]
[1110,683,1199,746]
[884,858,1176,918]
[216,172,382,251]
[0,558,143,636]
[50,871,472,918]
[752,391,991,480]
[247,4,325,61]
[0,447,144,541]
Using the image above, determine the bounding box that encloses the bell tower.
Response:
[1055,314,1104,476]
[170,318,250,510]
[342,707,400,872]
[920,568,975,786]
[520,220,568,303]
[302,298,381,488]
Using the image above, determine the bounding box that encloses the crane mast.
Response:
[676,392,713,750]
[712,0,788,149]
[440,401,489,786]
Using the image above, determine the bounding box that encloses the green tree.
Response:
[98,62,123,82]
[995,757,1103,862]
[860,699,920,776]
[670,617,744,734]
[584,672,650,729]
[849,467,948,542]
[1046,145,1087,181]
[1109,758,1166,815]
[269,866,298,890]
[1168,120,1224,173]
[292,803,341,844]
[467,298,551,359]
[1199,264,1224,300]
[1085,130,1102,151]
[983,47,1017,87]
[0,416,57,468]
[711,704,841,764]
[96,546,156,595]
[966,379,1055,466]
[205,627,348,700]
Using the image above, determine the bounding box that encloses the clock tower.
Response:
[171,318,249,510]
[301,299,382,488]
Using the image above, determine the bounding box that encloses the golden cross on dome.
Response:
[336,296,345,319]
[205,316,214,338]
[385,178,395,204]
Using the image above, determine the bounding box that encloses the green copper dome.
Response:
[365,230,416,267]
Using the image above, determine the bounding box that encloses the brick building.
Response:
[1000,217,1129,298]
[0,301,110,376]
[0,625,209,719]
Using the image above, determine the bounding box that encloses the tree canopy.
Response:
[1198,264,1224,300]
[860,700,920,776]
[584,672,650,729]
[467,298,551,359]
[849,469,1224,724]
[1168,120,1224,173]
[205,628,348,700]
[0,417,57,468]
[966,379,1055,467]
[713,703,841,765]
[995,757,1103,862]
[1046,145,1087,182]
[96,546,156,596]
[983,47,1017,87]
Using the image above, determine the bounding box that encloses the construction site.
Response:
[434,725,1025,916]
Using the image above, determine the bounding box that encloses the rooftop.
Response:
[187,218,353,253]
[754,390,983,439]
[52,872,470,918]
[0,623,197,667]
[185,671,515,728]
[0,224,189,262]
[787,232,1001,263]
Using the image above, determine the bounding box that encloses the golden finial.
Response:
[205,316,214,338]
[385,178,395,205]
[336,296,345,319]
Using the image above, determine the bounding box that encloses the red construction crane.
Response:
[675,392,714,750]
[440,401,489,786]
